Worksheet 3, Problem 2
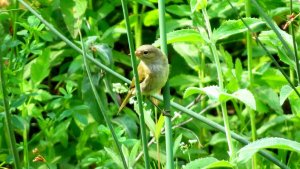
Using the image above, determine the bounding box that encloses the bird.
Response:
[118,44,169,113]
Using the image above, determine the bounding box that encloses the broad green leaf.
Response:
[154,114,165,140]
[113,115,138,138]
[213,18,265,42]
[172,42,201,70]
[166,5,191,16]
[254,86,283,114]
[228,89,256,110]
[169,74,199,87]
[31,49,50,84]
[183,157,233,169]
[143,9,159,26]
[235,58,243,83]
[60,0,87,38]
[280,85,293,105]
[238,137,300,163]
[166,19,193,33]
[154,29,204,47]
[184,86,256,109]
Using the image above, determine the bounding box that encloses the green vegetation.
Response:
[1,0,300,168]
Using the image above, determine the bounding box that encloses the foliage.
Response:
[1,0,300,168]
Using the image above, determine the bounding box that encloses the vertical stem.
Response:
[0,54,21,169]
[120,0,150,168]
[245,0,257,167]
[289,0,300,85]
[79,32,128,169]
[133,2,142,48]
[201,8,234,158]
[158,0,174,169]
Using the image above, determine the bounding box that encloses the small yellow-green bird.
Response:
[118,44,169,113]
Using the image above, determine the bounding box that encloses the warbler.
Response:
[118,44,169,113]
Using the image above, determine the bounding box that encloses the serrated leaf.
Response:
[154,29,204,47]
[230,89,256,110]
[183,157,232,169]
[238,137,300,163]
[213,18,265,42]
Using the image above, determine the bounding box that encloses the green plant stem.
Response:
[18,1,288,167]
[120,0,150,168]
[0,54,21,169]
[133,2,142,48]
[201,8,234,158]
[245,0,257,168]
[226,0,300,98]
[158,0,174,169]
[289,0,300,85]
[79,32,128,169]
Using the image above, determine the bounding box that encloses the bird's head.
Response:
[135,45,163,63]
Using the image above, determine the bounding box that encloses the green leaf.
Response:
[238,137,300,163]
[166,5,191,16]
[129,141,140,167]
[254,86,283,114]
[183,157,233,169]
[190,0,207,12]
[154,114,165,140]
[173,134,182,156]
[105,147,122,167]
[31,49,50,84]
[60,0,87,38]
[154,29,204,47]
[279,85,293,105]
[169,74,199,87]
[212,18,265,42]
[143,9,159,26]
[132,0,155,8]
[184,86,256,110]
[172,42,201,70]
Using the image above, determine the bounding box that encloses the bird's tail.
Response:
[118,90,133,114]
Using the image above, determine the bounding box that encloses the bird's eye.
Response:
[143,51,149,55]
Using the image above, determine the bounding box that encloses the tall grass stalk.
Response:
[0,53,21,169]
[158,0,174,169]
[18,1,288,167]
[120,0,150,168]
[201,8,235,158]
[245,0,257,168]
[79,32,128,168]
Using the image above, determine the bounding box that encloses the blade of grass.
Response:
[120,0,150,168]
[79,32,128,169]
[0,50,21,169]
[18,1,288,167]
[158,0,174,169]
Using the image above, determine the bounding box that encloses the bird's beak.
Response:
[135,50,142,58]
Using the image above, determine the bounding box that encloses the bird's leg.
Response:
[147,96,172,117]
